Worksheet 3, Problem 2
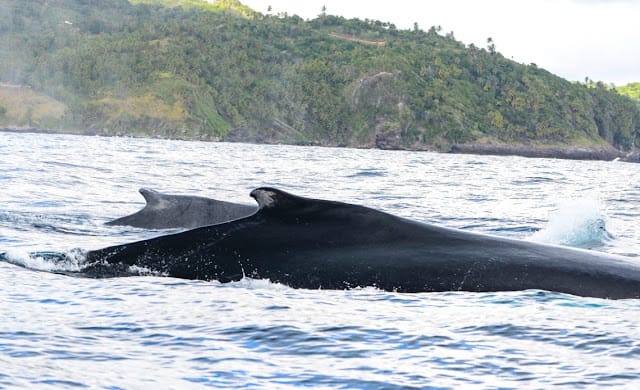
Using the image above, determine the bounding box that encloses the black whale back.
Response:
[85,187,640,298]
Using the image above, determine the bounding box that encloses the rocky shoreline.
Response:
[450,143,640,162]
[2,127,638,163]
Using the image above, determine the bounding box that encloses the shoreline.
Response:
[2,127,638,163]
[449,143,639,162]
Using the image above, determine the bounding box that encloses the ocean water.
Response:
[0,131,639,389]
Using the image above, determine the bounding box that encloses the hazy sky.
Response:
[241,0,640,86]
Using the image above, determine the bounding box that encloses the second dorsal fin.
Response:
[138,188,163,207]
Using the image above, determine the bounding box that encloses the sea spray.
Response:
[529,197,613,248]
[1,248,86,272]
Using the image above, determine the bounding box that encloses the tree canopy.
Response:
[618,82,640,102]
[0,0,638,152]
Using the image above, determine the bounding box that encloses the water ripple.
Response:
[0,132,639,388]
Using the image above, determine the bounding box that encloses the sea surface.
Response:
[0,131,639,389]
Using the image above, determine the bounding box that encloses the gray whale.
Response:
[83,188,640,299]
[106,188,257,229]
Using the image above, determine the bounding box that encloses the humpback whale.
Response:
[106,188,257,229]
[83,188,640,299]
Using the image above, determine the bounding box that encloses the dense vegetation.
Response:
[0,0,638,152]
[618,82,640,102]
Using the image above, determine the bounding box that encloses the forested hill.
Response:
[1,0,639,157]
[618,83,640,102]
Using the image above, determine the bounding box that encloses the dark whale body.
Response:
[106,188,257,229]
[85,188,640,299]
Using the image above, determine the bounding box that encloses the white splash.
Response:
[529,197,613,248]
[128,265,168,277]
[226,277,292,291]
[1,248,85,272]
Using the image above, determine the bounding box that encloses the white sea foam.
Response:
[529,197,613,248]
[226,277,292,291]
[1,248,85,272]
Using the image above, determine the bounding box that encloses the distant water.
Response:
[1,132,639,389]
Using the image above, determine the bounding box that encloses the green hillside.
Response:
[617,82,640,101]
[0,0,638,153]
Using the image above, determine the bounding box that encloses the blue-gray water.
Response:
[1,132,639,389]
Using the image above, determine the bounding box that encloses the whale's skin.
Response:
[105,188,257,229]
[85,188,640,299]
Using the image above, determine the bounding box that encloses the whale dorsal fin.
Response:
[250,187,307,210]
[138,188,163,207]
